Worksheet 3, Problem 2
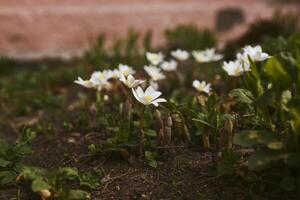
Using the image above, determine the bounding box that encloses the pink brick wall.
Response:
[0,0,299,60]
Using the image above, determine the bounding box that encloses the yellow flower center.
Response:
[123,69,129,76]
[144,95,153,104]
[234,67,242,75]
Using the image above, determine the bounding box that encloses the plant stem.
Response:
[96,91,102,115]
[231,76,238,90]
[139,106,146,157]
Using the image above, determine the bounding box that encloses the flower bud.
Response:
[158,128,165,145]
[164,127,172,144]
[38,189,51,199]
[172,113,190,142]
[202,131,210,149]
[154,110,164,129]
[167,115,173,127]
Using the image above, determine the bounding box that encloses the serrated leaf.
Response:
[0,170,17,185]
[0,157,10,167]
[0,137,10,156]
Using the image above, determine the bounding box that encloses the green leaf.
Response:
[229,89,254,104]
[57,167,78,179]
[0,157,10,167]
[265,57,292,89]
[148,160,158,168]
[18,129,36,144]
[64,189,90,200]
[0,170,17,185]
[0,137,10,156]
[22,166,46,181]
[79,169,103,190]
[192,118,217,130]
[145,129,157,137]
[145,151,158,168]
[31,179,51,192]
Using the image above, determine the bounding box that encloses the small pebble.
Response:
[67,137,76,144]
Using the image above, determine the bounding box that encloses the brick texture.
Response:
[0,0,298,59]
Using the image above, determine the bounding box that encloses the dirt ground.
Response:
[0,90,249,200]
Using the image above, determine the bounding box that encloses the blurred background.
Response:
[0,0,299,60]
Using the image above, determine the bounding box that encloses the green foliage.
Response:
[230,34,300,193]
[145,151,157,168]
[165,24,216,51]
[228,88,254,104]
[2,20,300,198]
[79,169,103,190]
[0,129,36,186]
[22,166,90,199]
[84,34,106,67]
[84,28,151,68]
[224,12,299,59]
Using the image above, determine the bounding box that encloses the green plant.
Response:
[230,34,300,193]
[0,129,36,185]
[22,166,90,200]
[165,24,216,51]
[224,12,299,59]
[79,168,103,190]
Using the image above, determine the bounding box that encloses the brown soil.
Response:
[0,104,248,200]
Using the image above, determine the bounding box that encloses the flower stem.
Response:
[139,105,146,157]
[96,91,102,115]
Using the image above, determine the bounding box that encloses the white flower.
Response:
[96,81,112,92]
[222,60,244,76]
[146,52,164,65]
[108,69,121,79]
[149,80,159,90]
[120,74,144,88]
[192,80,211,94]
[242,45,269,61]
[90,71,110,85]
[74,77,94,88]
[192,48,223,63]
[171,49,189,61]
[132,86,166,107]
[236,53,251,71]
[118,64,136,76]
[160,60,177,71]
[144,65,166,81]
[89,71,113,91]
